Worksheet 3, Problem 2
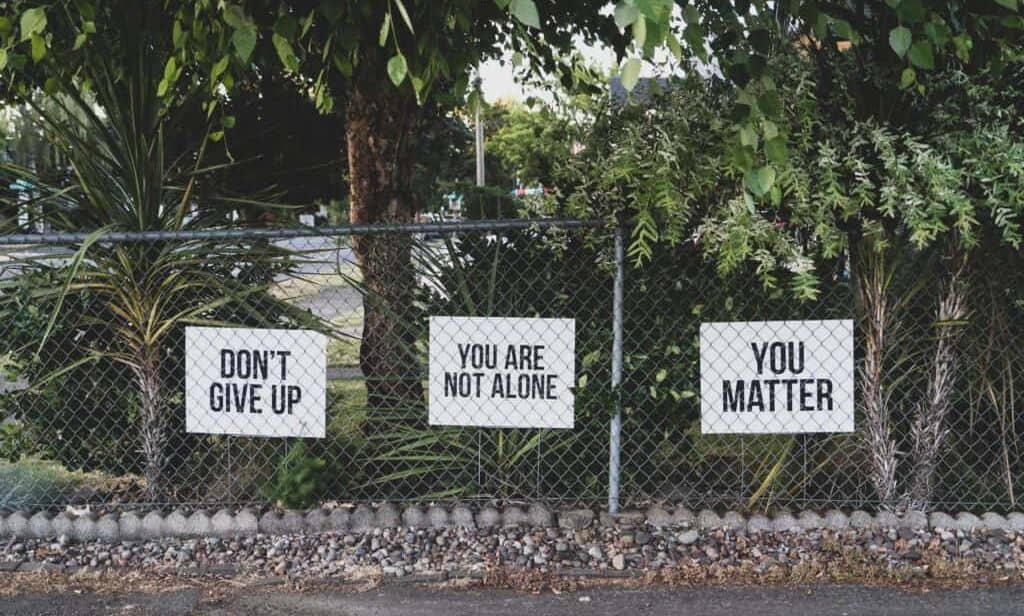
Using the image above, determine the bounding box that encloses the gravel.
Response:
[1,522,1023,583]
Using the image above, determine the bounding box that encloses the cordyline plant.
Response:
[0,7,318,501]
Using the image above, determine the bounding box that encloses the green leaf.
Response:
[615,3,639,29]
[387,54,408,86]
[765,137,788,163]
[511,0,540,29]
[73,32,87,50]
[0,17,11,37]
[222,5,247,29]
[995,0,1018,9]
[393,0,415,33]
[30,33,45,62]
[211,55,230,82]
[19,7,46,42]
[272,33,299,72]
[632,15,647,49]
[739,125,758,147]
[620,57,642,91]
[162,57,177,83]
[908,39,934,69]
[888,26,912,58]
[0,49,7,71]
[745,165,776,197]
[379,13,391,46]
[43,76,58,94]
[900,67,916,88]
[232,25,257,62]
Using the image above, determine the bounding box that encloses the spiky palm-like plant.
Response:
[0,6,313,502]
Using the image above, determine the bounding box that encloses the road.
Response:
[4,584,1024,616]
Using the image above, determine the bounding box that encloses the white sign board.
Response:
[429,316,575,429]
[700,319,854,434]
[185,326,326,438]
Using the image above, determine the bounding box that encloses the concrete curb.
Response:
[1,504,1019,542]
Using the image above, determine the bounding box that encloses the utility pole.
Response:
[474,77,485,187]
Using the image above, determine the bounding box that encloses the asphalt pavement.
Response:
[5,584,1024,616]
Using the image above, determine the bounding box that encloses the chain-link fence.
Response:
[0,219,1022,514]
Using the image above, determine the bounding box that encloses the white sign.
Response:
[700,319,854,434]
[429,316,575,429]
[185,326,326,438]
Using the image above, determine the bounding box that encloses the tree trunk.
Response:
[906,243,969,511]
[135,345,168,502]
[854,242,899,508]
[346,80,424,412]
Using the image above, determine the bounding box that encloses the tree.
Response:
[487,102,573,188]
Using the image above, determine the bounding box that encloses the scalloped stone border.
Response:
[1,505,1021,542]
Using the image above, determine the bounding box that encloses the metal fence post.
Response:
[609,219,625,514]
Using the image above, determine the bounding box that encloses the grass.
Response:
[328,378,368,438]
[327,309,364,368]
[270,267,362,303]
[0,457,106,508]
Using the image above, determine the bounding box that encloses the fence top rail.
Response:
[0,218,607,246]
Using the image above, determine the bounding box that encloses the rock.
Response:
[772,512,798,532]
[373,503,399,528]
[721,511,746,531]
[476,507,502,528]
[185,511,212,537]
[72,514,99,542]
[428,506,450,529]
[1005,512,1024,532]
[982,512,1009,532]
[349,505,376,532]
[696,510,722,530]
[899,511,928,530]
[326,508,351,532]
[823,510,849,530]
[849,510,874,530]
[557,509,593,530]
[140,511,165,539]
[612,553,626,570]
[96,514,120,542]
[956,512,982,532]
[4,512,29,538]
[671,507,695,528]
[587,545,604,560]
[118,511,143,540]
[304,509,330,533]
[599,511,645,527]
[528,504,554,528]
[645,506,673,528]
[797,511,823,530]
[873,511,899,529]
[402,506,427,528]
[450,505,475,528]
[502,507,529,528]
[747,514,772,533]
[677,530,699,546]
[28,511,52,539]
[929,512,957,530]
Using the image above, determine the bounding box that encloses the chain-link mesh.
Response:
[0,220,1021,514]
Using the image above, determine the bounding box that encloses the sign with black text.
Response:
[700,319,854,434]
[428,316,575,429]
[185,326,326,438]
